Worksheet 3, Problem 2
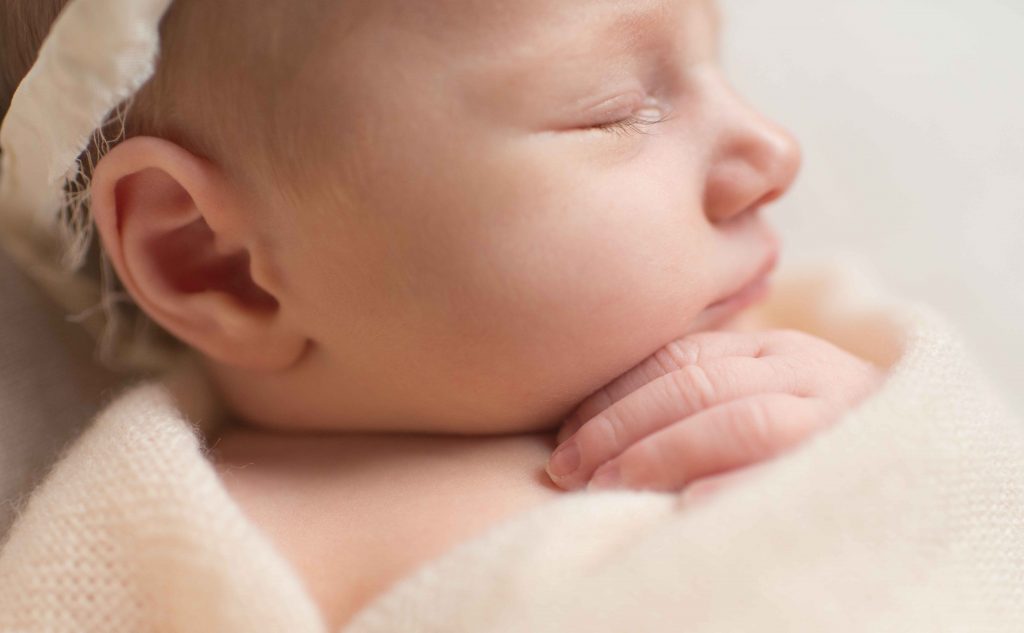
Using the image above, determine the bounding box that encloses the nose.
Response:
[702,83,802,226]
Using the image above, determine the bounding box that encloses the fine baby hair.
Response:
[0,0,181,373]
[2,0,342,376]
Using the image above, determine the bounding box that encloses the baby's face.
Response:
[228,0,800,433]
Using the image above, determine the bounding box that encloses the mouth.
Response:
[698,239,781,328]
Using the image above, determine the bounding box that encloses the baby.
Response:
[3,0,884,628]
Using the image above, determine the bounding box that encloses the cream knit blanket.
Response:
[1,258,1022,632]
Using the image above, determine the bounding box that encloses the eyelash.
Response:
[590,108,674,137]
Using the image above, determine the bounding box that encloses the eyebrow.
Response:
[568,0,722,68]
[460,0,721,119]
[587,3,678,57]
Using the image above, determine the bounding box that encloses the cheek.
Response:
[482,186,711,345]
[415,156,719,422]
[284,118,718,429]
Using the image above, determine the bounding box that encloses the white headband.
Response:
[0,0,177,371]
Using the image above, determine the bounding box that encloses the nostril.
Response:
[755,188,784,209]
[731,189,783,224]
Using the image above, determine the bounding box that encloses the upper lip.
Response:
[707,237,781,308]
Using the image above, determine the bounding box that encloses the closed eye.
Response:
[588,97,675,136]
[591,111,673,136]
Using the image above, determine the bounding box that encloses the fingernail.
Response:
[588,464,622,490]
[546,441,581,479]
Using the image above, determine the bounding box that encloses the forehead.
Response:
[362,0,719,56]
[298,0,720,148]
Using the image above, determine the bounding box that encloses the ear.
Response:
[90,136,308,371]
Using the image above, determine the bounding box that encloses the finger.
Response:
[548,355,807,490]
[556,331,771,444]
[586,393,830,492]
[676,461,776,510]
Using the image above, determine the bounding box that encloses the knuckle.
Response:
[650,346,681,376]
[593,411,627,452]
[730,397,779,456]
[661,337,703,368]
[668,364,718,411]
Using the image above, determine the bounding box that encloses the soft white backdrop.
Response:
[721,0,1024,414]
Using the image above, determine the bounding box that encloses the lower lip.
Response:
[701,271,773,325]
[696,227,782,328]
[712,274,771,309]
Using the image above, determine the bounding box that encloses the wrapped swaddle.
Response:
[1,258,1022,633]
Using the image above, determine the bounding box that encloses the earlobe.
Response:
[89,137,308,371]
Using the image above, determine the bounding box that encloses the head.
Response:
[3,0,800,435]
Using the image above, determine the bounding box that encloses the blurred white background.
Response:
[721,0,1024,414]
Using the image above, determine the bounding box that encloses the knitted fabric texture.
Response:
[1,259,1022,633]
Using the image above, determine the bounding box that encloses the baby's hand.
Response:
[545,329,885,494]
